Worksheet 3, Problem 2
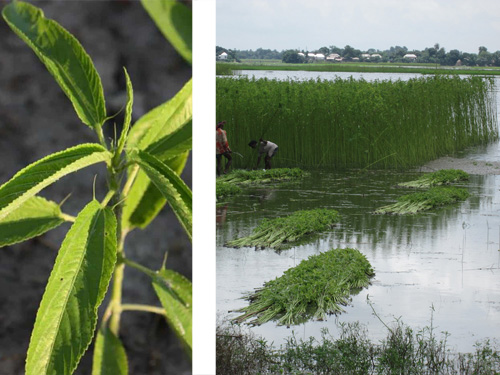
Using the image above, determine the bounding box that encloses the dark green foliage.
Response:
[217,76,498,169]
[217,320,500,375]
[226,208,340,250]
[216,322,274,375]
[216,181,242,200]
[399,169,469,188]
[375,187,469,215]
[218,168,305,184]
[234,248,374,326]
[217,62,500,75]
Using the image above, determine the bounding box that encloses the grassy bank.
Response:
[217,318,500,374]
[217,76,498,169]
[218,61,500,76]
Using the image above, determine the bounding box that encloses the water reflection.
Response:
[217,170,500,352]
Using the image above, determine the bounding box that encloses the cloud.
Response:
[217,0,500,53]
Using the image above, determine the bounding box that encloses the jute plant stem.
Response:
[234,248,374,326]
[217,76,498,169]
[217,168,305,184]
[226,209,340,250]
[375,187,469,215]
[398,169,469,188]
[216,181,242,201]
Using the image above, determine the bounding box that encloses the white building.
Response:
[403,53,417,60]
[218,52,228,60]
[371,54,382,59]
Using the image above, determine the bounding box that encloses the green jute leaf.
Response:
[2,2,106,129]
[121,151,189,232]
[141,0,192,64]
[92,324,128,375]
[0,143,111,222]
[129,150,192,240]
[127,79,192,152]
[145,120,192,161]
[152,269,192,356]
[25,200,117,375]
[0,196,70,248]
[122,79,191,231]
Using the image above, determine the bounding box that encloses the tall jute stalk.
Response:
[217,75,498,169]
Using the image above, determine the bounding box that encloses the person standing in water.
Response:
[216,121,232,175]
[248,138,278,170]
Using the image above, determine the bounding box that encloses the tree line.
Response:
[217,44,500,66]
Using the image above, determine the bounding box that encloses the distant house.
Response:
[361,53,371,59]
[298,52,305,57]
[352,57,360,61]
[371,53,382,59]
[403,53,417,60]
[327,53,340,60]
[315,53,325,60]
[218,52,228,60]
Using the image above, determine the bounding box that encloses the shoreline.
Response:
[417,156,500,175]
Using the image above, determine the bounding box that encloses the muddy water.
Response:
[217,169,500,353]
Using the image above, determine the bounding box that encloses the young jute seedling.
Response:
[1,1,192,374]
[234,248,375,326]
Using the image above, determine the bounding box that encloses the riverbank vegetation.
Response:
[217,76,497,169]
[375,187,469,215]
[399,169,470,188]
[217,168,305,184]
[217,44,500,67]
[226,209,340,250]
[217,61,500,76]
[217,318,500,375]
[234,248,374,326]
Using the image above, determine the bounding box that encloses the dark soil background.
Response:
[0,1,192,374]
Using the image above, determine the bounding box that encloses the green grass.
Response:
[226,208,340,250]
[217,76,498,170]
[219,61,500,76]
[234,248,374,326]
[217,168,305,184]
[375,186,469,215]
[399,169,470,188]
[217,318,500,375]
[216,181,242,201]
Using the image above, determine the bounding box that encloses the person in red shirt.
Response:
[216,121,232,175]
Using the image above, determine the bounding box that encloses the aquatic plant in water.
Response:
[375,187,469,215]
[226,208,340,250]
[399,169,469,188]
[218,168,305,184]
[233,248,374,326]
[216,181,242,201]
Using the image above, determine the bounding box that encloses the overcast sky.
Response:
[216,0,500,54]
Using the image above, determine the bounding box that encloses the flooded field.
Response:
[217,163,500,353]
